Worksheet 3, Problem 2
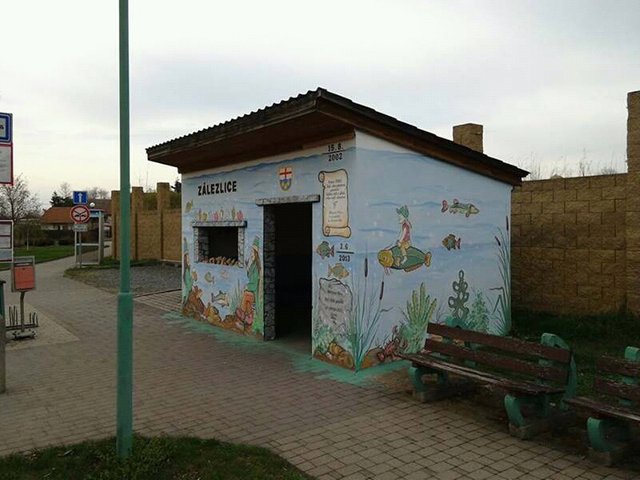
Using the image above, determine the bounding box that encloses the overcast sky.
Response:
[1,0,639,206]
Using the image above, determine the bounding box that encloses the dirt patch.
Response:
[65,264,181,296]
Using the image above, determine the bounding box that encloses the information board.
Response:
[0,220,13,262]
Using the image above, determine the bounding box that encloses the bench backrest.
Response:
[594,347,640,408]
[425,323,572,385]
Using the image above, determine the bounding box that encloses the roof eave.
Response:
[315,94,527,186]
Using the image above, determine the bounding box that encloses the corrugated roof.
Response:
[147,88,528,185]
[147,89,319,151]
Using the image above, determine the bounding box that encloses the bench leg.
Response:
[408,366,474,402]
[505,394,555,440]
[587,417,633,466]
[409,366,445,402]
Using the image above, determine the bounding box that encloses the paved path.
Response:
[0,257,638,480]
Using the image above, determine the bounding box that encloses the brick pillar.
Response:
[131,187,144,261]
[156,182,171,260]
[263,206,275,341]
[626,91,640,314]
[453,123,483,153]
[111,190,119,260]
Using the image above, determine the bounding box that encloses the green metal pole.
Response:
[117,0,133,458]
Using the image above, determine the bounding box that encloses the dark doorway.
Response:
[273,203,312,345]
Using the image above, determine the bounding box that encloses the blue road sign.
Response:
[73,191,88,205]
[0,113,12,144]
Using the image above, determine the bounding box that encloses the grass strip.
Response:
[513,310,640,394]
[0,436,314,480]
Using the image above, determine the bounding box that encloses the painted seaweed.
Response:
[490,216,511,335]
[399,282,437,353]
[466,290,490,332]
[344,257,389,371]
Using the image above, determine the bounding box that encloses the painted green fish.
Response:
[316,241,335,259]
[328,263,349,279]
[204,271,214,283]
[211,290,229,307]
[441,199,479,217]
[442,234,461,250]
[378,246,432,274]
[185,200,193,213]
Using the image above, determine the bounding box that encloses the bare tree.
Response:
[85,186,110,199]
[549,155,573,179]
[59,182,72,200]
[578,148,591,177]
[0,174,41,223]
[520,152,543,181]
[599,165,618,175]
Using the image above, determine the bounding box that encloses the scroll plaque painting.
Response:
[318,169,351,238]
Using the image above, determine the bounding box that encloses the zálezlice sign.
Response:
[0,113,13,185]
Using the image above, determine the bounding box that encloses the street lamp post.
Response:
[117,0,133,458]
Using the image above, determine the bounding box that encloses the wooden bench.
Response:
[398,322,576,439]
[565,346,640,465]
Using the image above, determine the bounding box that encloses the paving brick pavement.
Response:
[0,257,638,480]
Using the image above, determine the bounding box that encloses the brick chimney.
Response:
[453,123,483,153]
[628,90,640,173]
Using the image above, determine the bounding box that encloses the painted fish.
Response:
[316,241,335,259]
[204,271,214,283]
[211,290,229,307]
[328,263,349,279]
[441,199,479,217]
[185,200,193,213]
[442,234,461,251]
[377,246,432,274]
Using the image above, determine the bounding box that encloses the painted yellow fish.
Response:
[328,263,349,279]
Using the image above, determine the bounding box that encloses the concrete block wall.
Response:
[511,174,628,315]
[111,182,181,263]
[627,91,640,313]
[511,90,640,317]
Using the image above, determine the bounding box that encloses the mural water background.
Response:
[181,136,511,369]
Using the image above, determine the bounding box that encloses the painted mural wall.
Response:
[181,131,512,370]
[180,138,356,339]
[312,132,512,370]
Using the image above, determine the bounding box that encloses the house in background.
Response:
[41,199,112,238]
[41,207,74,231]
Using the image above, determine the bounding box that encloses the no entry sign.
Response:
[70,204,91,224]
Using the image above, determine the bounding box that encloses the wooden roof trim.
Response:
[147,96,319,161]
[315,96,526,185]
[147,88,528,185]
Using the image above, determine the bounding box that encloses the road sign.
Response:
[73,223,89,232]
[0,113,12,144]
[70,204,91,224]
[73,191,88,204]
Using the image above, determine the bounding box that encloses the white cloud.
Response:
[0,0,639,203]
